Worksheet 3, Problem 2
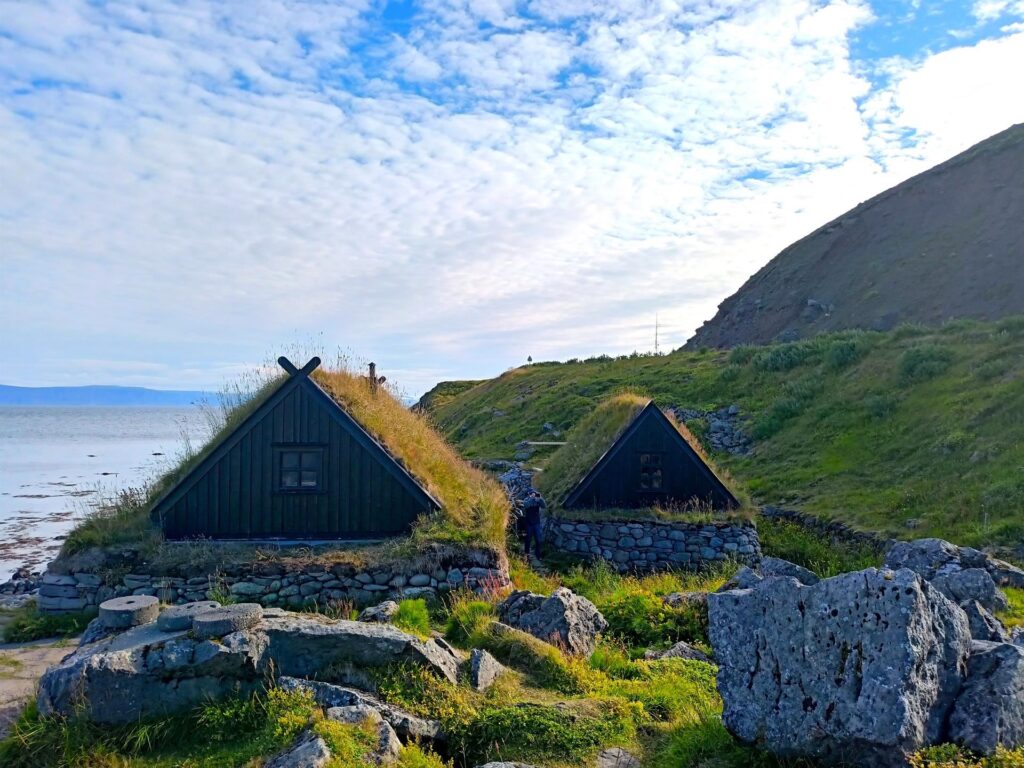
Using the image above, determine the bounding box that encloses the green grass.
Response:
[424,319,1024,553]
[393,598,432,638]
[0,686,452,768]
[997,587,1024,629]
[0,602,96,643]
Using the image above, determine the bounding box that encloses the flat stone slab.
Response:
[192,603,263,639]
[99,595,159,629]
[157,601,220,632]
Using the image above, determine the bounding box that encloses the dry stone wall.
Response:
[545,516,760,572]
[37,548,508,614]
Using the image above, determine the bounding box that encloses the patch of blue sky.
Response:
[851,0,1015,83]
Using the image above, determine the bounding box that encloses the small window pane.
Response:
[281,452,300,469]
[301,452,319,469]
[281,470,300,488]
[651,469,663,489]
[300,471,318,487]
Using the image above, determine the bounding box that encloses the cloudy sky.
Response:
[2,0,1022,398]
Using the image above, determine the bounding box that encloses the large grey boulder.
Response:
[949,640,1024,755]
[886,538,1024,589]
[497,588,607,656]
[709,568,971,767]
[37,611,462,724]
[264,730,332,768]
[885,539,962,580]
[931,569,1008,613]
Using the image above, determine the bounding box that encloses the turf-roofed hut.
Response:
[537,394,738,512]
[152,356,442,540]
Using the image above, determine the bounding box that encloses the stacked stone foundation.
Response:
[545,516,761,572]
[37,548,508,614]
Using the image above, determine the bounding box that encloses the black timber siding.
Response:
[155,378,435,539]
[564,404,737,511]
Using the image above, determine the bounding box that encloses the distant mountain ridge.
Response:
[687,123,1024,348]
[0,384,214,406]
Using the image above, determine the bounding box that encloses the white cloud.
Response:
[1,0,1022,396]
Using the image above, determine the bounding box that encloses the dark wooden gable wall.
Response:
[153,364,438,539]
[563,402,738,511]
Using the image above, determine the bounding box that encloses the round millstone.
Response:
[157,601,220,632]
[99,595,160,629]
[191,603,264,639]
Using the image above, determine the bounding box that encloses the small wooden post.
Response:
[369,362,377,394]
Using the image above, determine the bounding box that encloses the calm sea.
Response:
[0,407,209,583]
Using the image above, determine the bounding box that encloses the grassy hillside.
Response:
[423,318,1024,552]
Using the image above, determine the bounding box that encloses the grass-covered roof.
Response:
[534,393,648,504]
[61,360,509,563]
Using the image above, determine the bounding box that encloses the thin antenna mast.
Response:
[654,313,660,354]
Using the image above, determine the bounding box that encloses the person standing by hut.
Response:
[521,490,546,560]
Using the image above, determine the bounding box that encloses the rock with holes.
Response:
[949,640,1024,754]
[709,567,971,767]
[264,730,331,768]
[497,588,607,656]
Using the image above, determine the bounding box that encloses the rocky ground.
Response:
[0,638,75,739]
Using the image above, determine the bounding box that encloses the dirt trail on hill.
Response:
[688,123,1024,348]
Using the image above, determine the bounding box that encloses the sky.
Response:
[1,0,1023,399]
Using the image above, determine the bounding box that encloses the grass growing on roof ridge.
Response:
[314,367,508,550]
[57,360,508,565]
[534,392,648,505]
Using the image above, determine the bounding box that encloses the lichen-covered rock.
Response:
[759,557,820,586]
[596,747,642,768]
[643,640,711,663]
[931,569,1008,613]
[709,568,971,767]
[372,720,403,765]
[327,703,383,725]
[264,730,331,768]
[37,610,462,724]
[717,566,763,592]
[359,601,400,624]
[886,539,1024,589]
[497,587,607,656]
[949,641,1024,755]
[468,648,506,692]
[884,539,962,580]
[280,676,445,745]
[961,600,1011,643]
